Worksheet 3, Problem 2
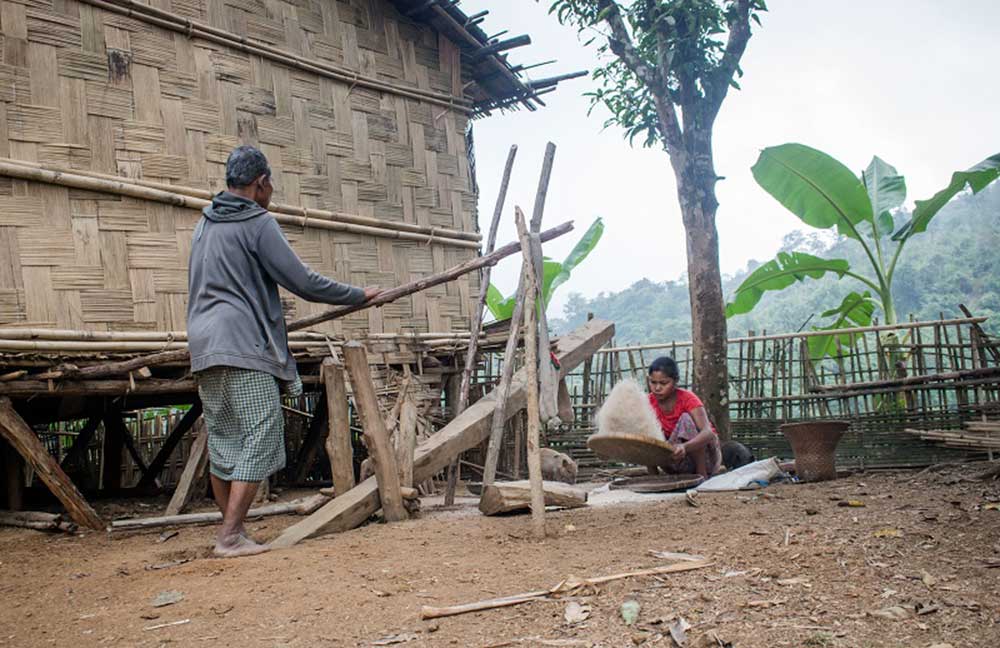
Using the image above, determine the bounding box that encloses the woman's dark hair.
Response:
[648,356,680,381]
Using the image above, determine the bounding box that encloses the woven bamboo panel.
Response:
[0,0,479,336]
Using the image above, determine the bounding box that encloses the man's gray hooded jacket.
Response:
[187,191,365,381]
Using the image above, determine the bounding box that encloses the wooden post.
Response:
[2,438,24,510]
[322,357,355,497]
[443,375,463,505]
[164,418,209,516]
[0,397,104,530]
[515,207,546,539]
[341,341,407,523]
[101,412,124,492]
[397,395,418,488]
[292,398,329,483]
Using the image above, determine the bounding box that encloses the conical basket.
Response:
[780,420,850,482]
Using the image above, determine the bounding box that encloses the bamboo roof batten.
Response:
[78,0,474,113]
[0,159,480,249]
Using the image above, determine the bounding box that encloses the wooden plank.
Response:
[322,357,355,496]
[164,419,208,516]
[478,480,588,516]
[396,394,418,488]
[2,438,25,510]
[0,397,103,529]
[270,318,615,547]
[342,341,407,523]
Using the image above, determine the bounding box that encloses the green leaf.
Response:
[863,156,906,236]
[752,143,873,240]
[485,283,516,321]
[545,217,605,305]
[725,251,851,317]
[807,291,876,360]
[539,259,563,307]
[893,152,1000,241]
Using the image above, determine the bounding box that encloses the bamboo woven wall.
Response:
[0,0,479,336]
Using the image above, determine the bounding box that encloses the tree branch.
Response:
[704,0,753,123]
[596,0,660,89]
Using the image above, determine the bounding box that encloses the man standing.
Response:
[187,146,379,558]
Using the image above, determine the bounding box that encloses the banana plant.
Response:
[726,143,1000,359]
[486,217,604,321]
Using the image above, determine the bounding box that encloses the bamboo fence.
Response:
[541,316,1000,475]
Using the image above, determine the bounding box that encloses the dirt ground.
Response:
[2,464,999,648]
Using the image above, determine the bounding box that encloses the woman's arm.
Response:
[681,406,715,451]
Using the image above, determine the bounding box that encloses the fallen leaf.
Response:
[874,528,902,538]
[620,599,641,626]
[669,616,691,647]
[870,605,911,621]
[920,570,937,589]
[686,490,699,508]
[838,500,866,508]
[984,503,1000,511]
[151,590,183,608]
[915,601,939,616]
[156,530,179,544]
[564,601,591,624]
[370,633,418,646]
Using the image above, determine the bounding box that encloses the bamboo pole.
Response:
[0,159,479,249]
[514,207,545,540]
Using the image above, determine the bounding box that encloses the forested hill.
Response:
[550,184,1000,343]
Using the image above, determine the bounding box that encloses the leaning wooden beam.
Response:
[515,207,547,539]
[342,341,408,523]
[0,398,104,530]
[268,318,614,548]
[478,480,588,516]
[164,419,209,516]
[420,560,712,620]
[111,493,329,532]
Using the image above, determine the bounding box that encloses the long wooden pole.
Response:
[481,291,528,486]
[288,221,574,332]
[446,144,518,503]
[515,207,545,540]
[322,357,355,497]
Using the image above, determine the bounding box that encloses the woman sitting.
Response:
[647,356,722,478]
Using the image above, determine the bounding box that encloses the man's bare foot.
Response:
[213,533,270,558]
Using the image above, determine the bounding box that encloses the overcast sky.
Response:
[461,0,1000,318]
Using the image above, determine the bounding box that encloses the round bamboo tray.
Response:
[609,474,704,493]
[587,433,676,468]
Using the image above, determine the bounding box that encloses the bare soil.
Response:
[2,464,999,648]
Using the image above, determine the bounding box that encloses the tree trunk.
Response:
[671,134,731,441]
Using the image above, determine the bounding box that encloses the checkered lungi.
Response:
[195,366,286,482]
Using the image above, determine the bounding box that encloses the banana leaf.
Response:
[807,291,876,361]
[862,156,905,236]
[893,152,1000,241]
[725,251,850,317]
[752,143,872,240]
